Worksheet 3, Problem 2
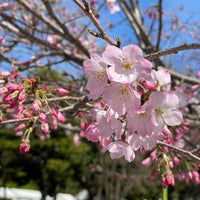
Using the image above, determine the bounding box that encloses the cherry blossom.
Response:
[103,45,152,84]
[102,140,135,162]
[83,54,108,100]
[83,44,183,163]
[106,0,120,14]
[102,83,141,115]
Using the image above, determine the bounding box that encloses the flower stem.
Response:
[163,187,168,200]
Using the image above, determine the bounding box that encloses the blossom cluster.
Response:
[83,44,183,163]
[0,69,67,154]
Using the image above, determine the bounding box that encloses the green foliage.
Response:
[0,126,93,196]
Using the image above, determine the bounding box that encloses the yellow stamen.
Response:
[94,71,106,82]
[118,85,130,101]
[122,60,132,70]
[156,108,165,116]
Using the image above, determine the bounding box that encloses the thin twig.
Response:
[157,140,200,163]
[73,0,117,46]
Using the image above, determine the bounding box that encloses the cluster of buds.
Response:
[0,71,68,154]
[142,146,200,187]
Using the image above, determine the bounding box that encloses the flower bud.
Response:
[20,141,30,154]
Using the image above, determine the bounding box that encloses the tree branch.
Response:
[156,0,163,50]
[145,43,200,61]
[73,0,117,46]
[157,140,200,163]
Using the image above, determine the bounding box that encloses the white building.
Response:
[0,187,88,200]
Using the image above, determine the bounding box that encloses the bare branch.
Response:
[156,0,163,50]
[145,43,200,61]
[157,140,200,163]
[73,0,117,46]
[41,0,90,57]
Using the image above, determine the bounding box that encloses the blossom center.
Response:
[118,85,130,101]
[122,60,132,70]
[156,108,165,116]
[94,71,106,82]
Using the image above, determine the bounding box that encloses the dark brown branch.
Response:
[156,0,163,50]
[145,43,200,61]
[0,96,89,125]
[73,0,117,46]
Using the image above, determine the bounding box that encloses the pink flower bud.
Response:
[81,121,88,129]
[10,99,18,108]
[150,150,157,160]
[57,111,65,122]
[32,101,40,111]
[73,134,81,146]
[192,170,200,184]
[18,91,26,102]
[169,161,174,169]
[162,125,171,136]
[143,80,157,90]
[142,157,152,167]
[39,113,49,123]
[20,141,30,154]
[15,123,25,131]
[162,172,175,188]
[3,92,12,102]
[191,84,199,90]
[55,88,69,95]
[41,123,50,134]
[188,171,193,180]
[173,156,180,166]
[80,130,85,137]
[78,112,83,118]
[184,121,190,126]
[164,147,169,153]
[7,84,19,90]
[16,131,23,136]
[52,109,65,122]
[52,115,58,130]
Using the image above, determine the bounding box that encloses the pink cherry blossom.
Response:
[102,140,135,162]
[106,0,120,14]
[103,45,152,84]
[127,109,155,137]
[83,54,108,100]
[142,91,183,129]
[102,83,140,115]
[151,69,171,91]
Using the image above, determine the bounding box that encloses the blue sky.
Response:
[1,0,199,75]
[97,0,200,75]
